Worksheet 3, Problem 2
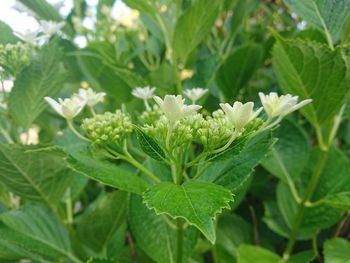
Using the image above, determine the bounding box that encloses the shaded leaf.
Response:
[135,127,166,161]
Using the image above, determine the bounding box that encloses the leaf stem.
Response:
[67,120,90,141]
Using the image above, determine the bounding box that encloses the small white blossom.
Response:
[44,96,85,120]
[154,95,202,124]
[259,92,312,118]
[78,88,106,107]
[183,88,208,103]
[40,20,65,36]
[119,10,140,29]
[20,126,40,145]
[220,101,262,130]
[132,86,156,100]
[14,30,38,44]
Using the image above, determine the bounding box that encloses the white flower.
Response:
[154,95,202,124]
[183,88,208,103]
[40,20,65,36]
[132,86,156,100]
[220,101,262,130]
[20,126,40,145]
[44,96,85,120]
[119,10,139,29]
[78,88,106,107]
[259,92,312,118]
[14,30,38,44]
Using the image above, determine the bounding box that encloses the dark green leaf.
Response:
[67,146,149,194]
[9,41,68,130]
[272,38,350,128]
[135,127,166,161]
[129,194,198,263]
[216,43,263,101]
[143,181,233,243]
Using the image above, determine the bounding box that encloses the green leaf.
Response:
[18,0,62,21]
[272,38,350,128]
[322,192,350,209]
[324,238,350,263]
[216,43,264,101]
[290,250,316,263]
[143,181,233,243]
[237,245,281,263]
[9,41,67,130]
[77,191,128,253]
[201,131,274,191]
[67,146,149,194]
[135,127,166,161]
[262,120,310,182]
[173,0,220,62]
[0,21,20,44]
[0,143,73,204]
[0,204,75,261]
[123,0,156,18]
[231,0,259,37]
[129,194,198,263]
[283,0,350,43]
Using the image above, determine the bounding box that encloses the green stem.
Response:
[67,120,89,141]
[282,149,328,261]
[176,218,183,263]
[66,188,73,225]
[0,126,14,144]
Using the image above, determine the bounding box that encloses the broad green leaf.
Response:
[67,146,149,194]
[129,194,199,263]
[201,131,274,191]
[324,238,350,263]
[284,0,350,43]
[322,192,350,209]
[173,0,220,62]
[290,250,316,263]
[263,201,290,238]
[143,181,233,243]
[9,41,67,130]
[272,38,350,128]
[0,143,73,204]
[262,120,310,182]
[135,127,166,161]
[237,245,281,263]
[77,191,128,253]
[18,0,62,21]
[216,43,263,101]
[0,204,76,261]
[0,21,20,44]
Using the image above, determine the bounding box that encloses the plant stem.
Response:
[67,120,90,141]
[66,188,73,225]
[176,218,184,263]
[282,149,328,261]
[0,126,14,143]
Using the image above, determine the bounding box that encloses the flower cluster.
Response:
[82,110,133,146]
[0,42,32,77]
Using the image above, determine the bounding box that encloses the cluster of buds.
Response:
[82,110,133,146]
[0,42,32,77]
[139,105,162,124]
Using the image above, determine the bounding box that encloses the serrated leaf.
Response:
[0,21,20,44]
[284,0,350,43]
[129,194,198,263]
[173,0,220,62]
[143,181,233,243]
[0,204,75,261]
[135,127,166,161]
[272,38,350,128]
[67,146,149,194]
[77,191,128,253]
[262,120,310,182]
[201,131,274,191]
[237,245,281,263]
[9,41,68,130]
[216,44,264,101]
[0,143,73,204]
[324,238,350,263]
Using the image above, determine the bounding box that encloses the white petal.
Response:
[44,97,63,117]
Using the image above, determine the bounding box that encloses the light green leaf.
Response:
[0,143,73,204]
[9,41,68,130]
[77,191,128,253]
[143,181,233,243]
[129,194,198,263]
[324,238,350,263]
[123,0,156,18]
[322,192,350,209]
[216,43,263,101]
[135,127,166,161]
[237,245,281,263]
[262,120,310,182]
[201,131,274,191]
[0,21,20,44]
[0,204,76,261]
[173,0,220,62]
[283,0,350,43]
[17,0,62,21]
[67,146,149,194]
[272,38,350,128]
